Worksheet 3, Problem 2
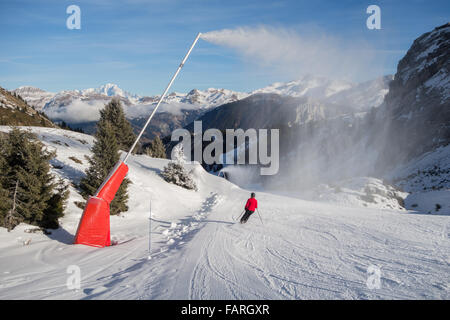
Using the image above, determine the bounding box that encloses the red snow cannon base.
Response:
[74,197,111,247]
[74,161,129,247]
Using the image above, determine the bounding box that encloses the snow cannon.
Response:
[74,161,128,247]
[74,33,202,247]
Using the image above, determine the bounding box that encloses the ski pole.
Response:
[233,210,245,221]
[256,208,263,225]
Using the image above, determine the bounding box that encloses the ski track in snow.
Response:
[0,127,449,300]
[139,194,450,300]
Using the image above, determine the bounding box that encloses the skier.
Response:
[240,192,258,224]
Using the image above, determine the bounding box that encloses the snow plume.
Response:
[201,26,377,81]
[219,165,261,189]
[201,26,390,192]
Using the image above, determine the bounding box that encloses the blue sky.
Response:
[0,0,448,95]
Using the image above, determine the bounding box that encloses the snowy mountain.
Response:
[253,75,354,99]
[15,84,248,118]
[181,74,393,139]
[10,75,390,142]
[175,88,247,108]
[13,86,56,111]
[13,75,390,125]
[81,83,140,103]
[13,84,250,139]
[252,75,393,112]
[373,22,450,168]
[0,86,56,127]
[0,126,448,299]
[136,87,248,109]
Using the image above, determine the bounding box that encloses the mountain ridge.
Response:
[0,86,56,128]
[11,75,392,141]
[13,74,392,117]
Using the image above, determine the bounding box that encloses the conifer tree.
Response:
[42,179,70,229]
[145,136,166,158]
[0,135,10,218]
[79,120,129,215]
[0,128,68,230]
[161,144,197,191]
[98,98,136,152]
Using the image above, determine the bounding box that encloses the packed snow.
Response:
[0,127,449,299]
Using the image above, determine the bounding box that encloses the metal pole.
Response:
[148,198,152,260]
[123,32,202,164]
[233,210,245,221]
[256,208,263,225]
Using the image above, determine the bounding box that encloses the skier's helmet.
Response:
[251,192,255,198]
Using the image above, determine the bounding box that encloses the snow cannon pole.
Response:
[74,33,202,248]
[123,32,202,164]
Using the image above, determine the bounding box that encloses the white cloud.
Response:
[123,101,197,118]
[45,99,197,123]
[44,99,106,123]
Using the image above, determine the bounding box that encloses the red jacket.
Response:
[245,198,258,211]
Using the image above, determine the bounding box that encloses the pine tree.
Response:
[145,136,166,158]
[171,143,186,164]
[161,144,197,191]
[0,135,10,219]
[79,121,129,215]
[161,162,197,191]
[0,128,68,230]
[42,178,69,229]
[98,98,136,152]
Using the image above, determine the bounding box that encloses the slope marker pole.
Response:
[148,198,152,260]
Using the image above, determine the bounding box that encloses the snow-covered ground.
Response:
[301,177,408,211]
[0,127,449,299]
[387,144,450,215]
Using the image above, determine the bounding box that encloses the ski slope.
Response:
[0,127,449,299]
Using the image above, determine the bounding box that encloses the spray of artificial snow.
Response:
[200,26,391,194]
[200,26,376,81]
